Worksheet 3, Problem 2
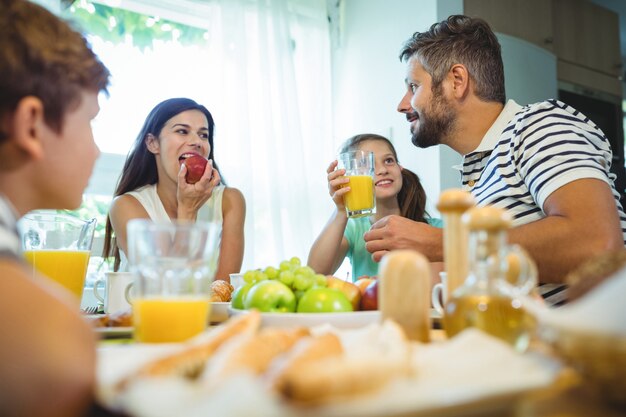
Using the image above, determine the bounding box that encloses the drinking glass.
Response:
[338,150,376,218]
[19,211,96,303]
[127,219,219,343]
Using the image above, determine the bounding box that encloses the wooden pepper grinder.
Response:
[436,189,475,302]
[379,250,431,342]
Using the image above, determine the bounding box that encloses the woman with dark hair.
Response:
[308,133,441,280]
[103,98,245,281]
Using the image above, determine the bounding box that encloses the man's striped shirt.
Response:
[460,99,626,305]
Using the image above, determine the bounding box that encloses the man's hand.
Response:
[364,215,443,262]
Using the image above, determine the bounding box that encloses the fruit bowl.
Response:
[538,324,626,408]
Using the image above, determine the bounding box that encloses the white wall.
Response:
[499,33,558,105]
[331,0,463,216]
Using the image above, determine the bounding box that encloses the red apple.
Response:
[326,276,361,311]
[184,154,208,184]
[354,277,374,296]
[360,280,378,311]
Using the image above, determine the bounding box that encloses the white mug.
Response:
[229,273,244,289]
[431,272,447,315]
[93,272,134,314]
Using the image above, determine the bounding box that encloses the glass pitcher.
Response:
[19,211,96,302]
[442,206,537,351]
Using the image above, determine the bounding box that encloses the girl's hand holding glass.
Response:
[326,160,351,211]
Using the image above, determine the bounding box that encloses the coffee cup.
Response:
[431,272,447,315]
[229,273,244,289]
[93,272,134,314]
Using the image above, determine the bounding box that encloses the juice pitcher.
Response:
[19,211,96,302]
[442,206,537,352]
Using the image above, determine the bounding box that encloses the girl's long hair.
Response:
[339,133,429,223]
[102,98,221,270]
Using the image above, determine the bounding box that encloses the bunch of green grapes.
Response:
[242,256,327,295]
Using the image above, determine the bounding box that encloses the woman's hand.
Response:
[327,160,350,212]
[176,159,221,220]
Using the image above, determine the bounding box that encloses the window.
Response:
[61,0,334,274]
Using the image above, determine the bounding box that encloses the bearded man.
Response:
[364,15,626,305]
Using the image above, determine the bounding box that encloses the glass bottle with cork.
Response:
[442,206,537,351]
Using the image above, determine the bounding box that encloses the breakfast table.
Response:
[92,254,626,417]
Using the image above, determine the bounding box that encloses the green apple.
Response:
[231,283,253,310]
[296,287,353,313]
[244,280,297,313]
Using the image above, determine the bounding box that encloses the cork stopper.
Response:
[462,206,512,231]
[437,189,476,213]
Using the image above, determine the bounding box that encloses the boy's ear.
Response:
[145,133,160,154]
[9,96,46,161]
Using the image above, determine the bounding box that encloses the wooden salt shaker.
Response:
[436,189,475,301]
[379,250,431,342]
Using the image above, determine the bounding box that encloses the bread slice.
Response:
[267,332,343,393]
[120,310,261,387]
[204,326,310,382]
[280,354,409,404]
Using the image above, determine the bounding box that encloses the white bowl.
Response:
[210,302,230,323]
[228,307,381,329]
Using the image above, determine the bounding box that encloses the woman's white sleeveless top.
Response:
[119,184,224,275]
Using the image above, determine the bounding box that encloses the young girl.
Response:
[308,133,441,280]
[103,98,245,281]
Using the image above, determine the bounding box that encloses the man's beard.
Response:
[411,89,456,149]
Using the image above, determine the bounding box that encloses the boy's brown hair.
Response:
[0,0,110,142]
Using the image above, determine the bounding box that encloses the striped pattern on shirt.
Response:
[461,99,626,306]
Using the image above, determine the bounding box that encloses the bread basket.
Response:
[537,265,626,408]
[539,323,626,407]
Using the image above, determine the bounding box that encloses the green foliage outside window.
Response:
[59,195,111,238]
[67,1,209,51]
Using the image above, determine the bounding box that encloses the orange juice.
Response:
[23,250,90,299]
[133,297,211,343]
[343,175,375,216]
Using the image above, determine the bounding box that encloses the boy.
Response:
[0,1,110,415]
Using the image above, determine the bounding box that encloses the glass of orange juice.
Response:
[19,211,96,303]
[127,219,219,343]
[338,150,376,218]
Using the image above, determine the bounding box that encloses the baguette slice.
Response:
[204,326,310,382]
[119,310,261,388]
[280,354,409,405]
[267,332,343,392]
